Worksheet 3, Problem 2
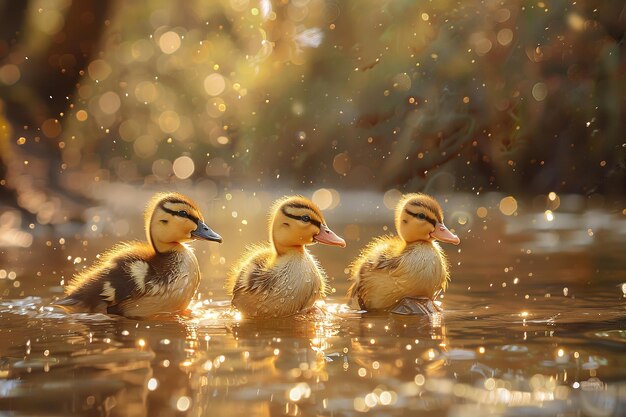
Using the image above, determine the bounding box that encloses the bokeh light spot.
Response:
[152,159,173,180]
[204,73,226,96]
[292,102,305,116]
[134,135,157,158]
[173,156,195,179]
[532,83,548,101]
[75,110,88,122]
[497,28,513,46]
[471,32,492,55]
[229,0,250,12]
[383,189,402,210]
[88,59,112,81]
[147,378,158,391]
[99,92,121,115]
[131,39,154,61]
[175,396,191,412]
[134,81,159,103]
[567,13,585,31]
[159,31,181,54]
[119,119,140,142]
[332,152,351,175]
[499,196,518,216]
[41,119,62,138]
[158,111,181,133]
[312,188,333,210]
[494,8,511,22]
[206,98,226,118]
[0,65,21,85]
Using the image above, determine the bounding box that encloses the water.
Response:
[1,190,625,417]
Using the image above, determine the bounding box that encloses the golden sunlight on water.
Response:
[0,189,625,416]
[1,0,625,415]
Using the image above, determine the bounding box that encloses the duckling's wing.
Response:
[227,244,273,295]
[56,243,153,313]
[232,250,274,295]
[350,256,402,310]
[228,246,281,316]
[348,236,402,308]
[349,236,399,279]
[349,259,400,310]
[372,252,402,271]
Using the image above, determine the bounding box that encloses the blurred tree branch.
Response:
[0,0,113,221]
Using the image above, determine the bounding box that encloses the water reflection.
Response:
[0,292,625,416]
[0,307,152,416]
[1,191,626,416]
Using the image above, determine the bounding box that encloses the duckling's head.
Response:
[395,193,460,245]
[146,192,222,253]
[270,196,346,255]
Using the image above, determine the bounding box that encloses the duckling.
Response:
[55,192,222,318]
[348,193,460,314]
[227,196,346,318]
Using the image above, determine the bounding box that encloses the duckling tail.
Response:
[53,296,90,312]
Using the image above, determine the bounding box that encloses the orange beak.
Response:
[430,222,460,245]
[313,225,346,247]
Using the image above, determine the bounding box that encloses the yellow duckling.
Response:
[348,193,460,314]
[55,192,222,318]
[227,196,346,318]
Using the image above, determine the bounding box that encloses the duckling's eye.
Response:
[301,215,311,223]
[418,213,426,220]
[160,219,168,224]
[178,210,188,217]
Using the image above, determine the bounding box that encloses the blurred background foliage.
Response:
[0,0,625,219]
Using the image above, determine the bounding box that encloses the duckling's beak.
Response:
[430,222,460,245]
[313,225,346,247]
[192,221,223,243]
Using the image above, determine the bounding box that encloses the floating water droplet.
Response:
[147,378,158,391]
[176,396,191,412]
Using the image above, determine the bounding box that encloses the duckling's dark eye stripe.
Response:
[281,207,322,228]
[405,209,437,227]
[409,201,442,222]
[285,202,322,217]
[160,204,199,224]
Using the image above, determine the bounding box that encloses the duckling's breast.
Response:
[233,250,325,318]
[279,251,325,308]
[394,242,447,296]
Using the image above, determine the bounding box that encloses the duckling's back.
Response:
[56,243,201,317]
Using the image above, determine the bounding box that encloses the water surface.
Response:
[1,190,625,416]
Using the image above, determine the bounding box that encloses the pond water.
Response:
[1,189,625,417]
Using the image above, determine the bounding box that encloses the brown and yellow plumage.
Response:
[348,193,459,312]
[55,192,222,318]
[227,195,345,318]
